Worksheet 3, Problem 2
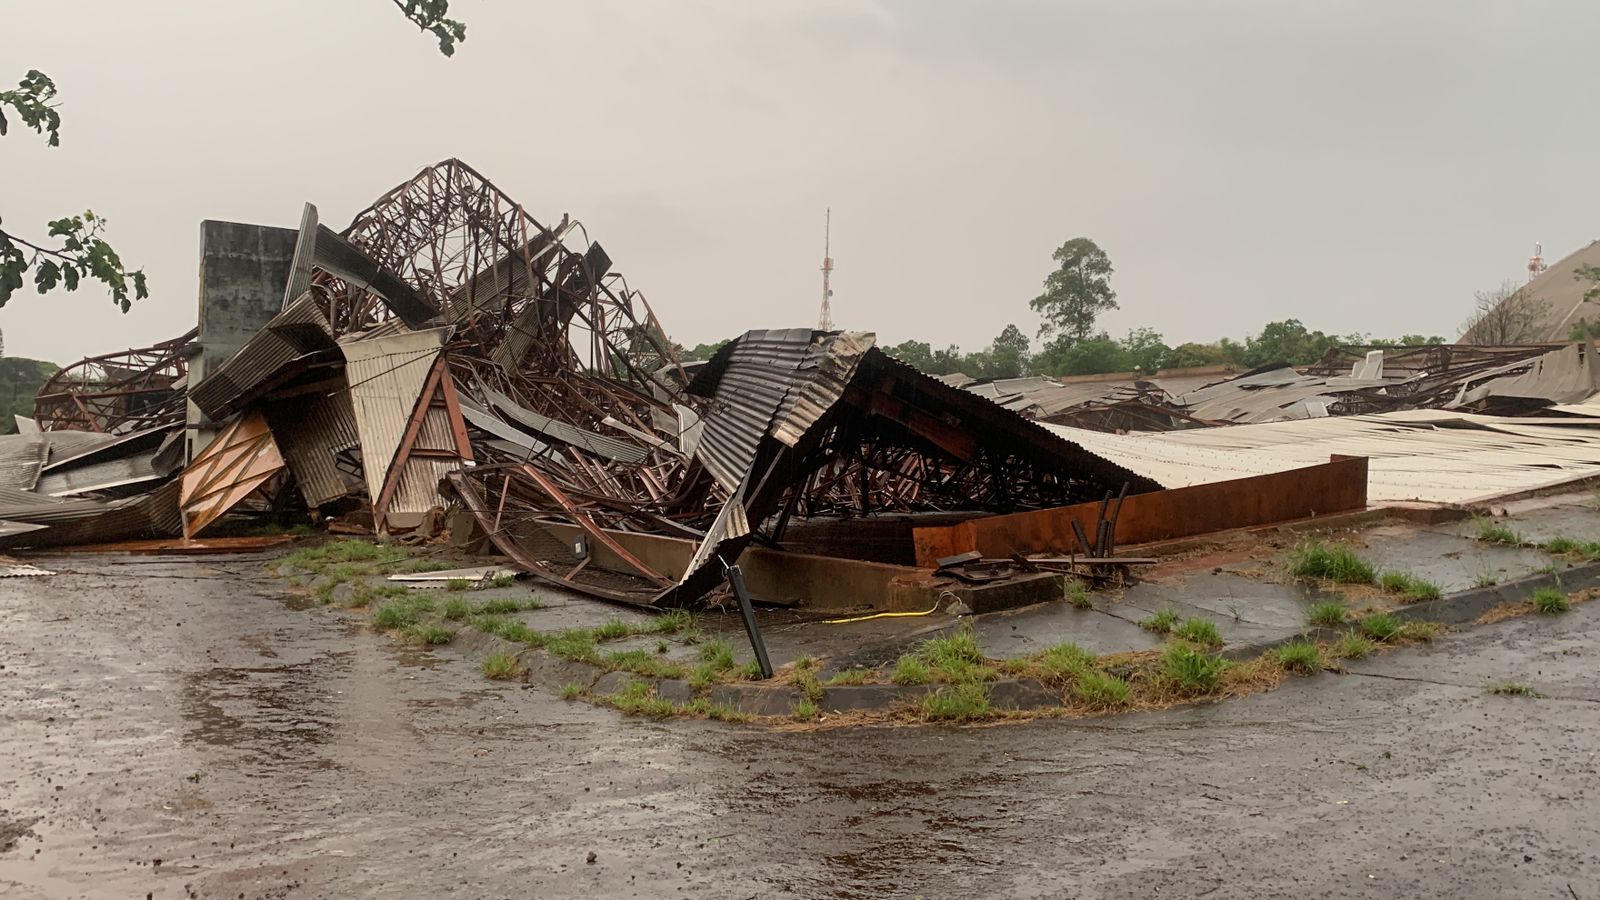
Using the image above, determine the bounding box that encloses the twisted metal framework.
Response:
[33,328,198,433]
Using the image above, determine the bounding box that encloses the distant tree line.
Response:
[677,236,1443,378]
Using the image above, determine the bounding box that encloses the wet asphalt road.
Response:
[2,554,1598,899]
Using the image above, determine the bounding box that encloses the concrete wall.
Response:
[186,221,299,458]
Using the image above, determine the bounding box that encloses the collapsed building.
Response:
[10,159,1599,615]
[0,160,1181,611]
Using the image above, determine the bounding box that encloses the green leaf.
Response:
[62,266,79,291]
[33,260,60,293]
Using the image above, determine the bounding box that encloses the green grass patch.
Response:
[1286,541,1374,584]
[1274,639,1322,675]
[1358,611,1403,642]
[444,578,474,592]
[1474,519,1523,546]
[488,572,517,589]
[1472,571,1498,589]
[482,651,520,680]
[441,597,471,621]
[1037,642,1095,683]
[1531,587,1570,615]
[891,654,931,686]
[1064,580,1093,609]
[1072,669,1131,709]
[405,624,454,646]
[594,618,635,641]
[608,680,677,718]
[1333,631,1376,660]
[1173,618,1222,648]
[827,667,873,686]
[1308,601,1348,627]
[545,628,601,663]
[1483,681,1539,697]
[739,660,765,680]
[698,638,736,672]
[559,682,584,701]
[912,629,994,684]
[793,698,819,720]
[372,598,429,630]
[477,598,526,615]
[920,683,993,721]
[603,649,688,680]
[1162,644,1227,694]
[1139,609,1180,634]
[649,609,694,634]
[1377,570,1443,603]
[1543,536,1579,555]
[284,539,410,574]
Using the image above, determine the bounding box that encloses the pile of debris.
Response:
[945,342,1599,432]
[2,159,1158,610]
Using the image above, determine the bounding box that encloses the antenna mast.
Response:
[818,209,834,330]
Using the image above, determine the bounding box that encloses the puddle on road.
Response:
[180,653,352,768]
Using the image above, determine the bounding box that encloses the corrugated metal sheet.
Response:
[0,436,47,491]
[1043,410,1600,504]
[0,485,111,525]
[189,294,337,420]
[39,426,169,473]
[1451,342,1600,406]
[481,386,646,464]
[313,226,437,328]
[341,327,449,507]
[34,450,163,497]
[685,328,838,491]
[0,480,181,548]
[267,388,360,507]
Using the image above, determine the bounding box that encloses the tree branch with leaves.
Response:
[2,2,465,314]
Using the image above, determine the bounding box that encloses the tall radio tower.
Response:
[818,209,835,331]
[1528,241,1548,282]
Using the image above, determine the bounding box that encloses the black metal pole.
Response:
[725,564,773,679]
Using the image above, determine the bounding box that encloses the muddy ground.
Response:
[3,553,1598,899]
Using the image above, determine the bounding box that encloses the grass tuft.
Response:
[444,578,475,592]
[488,572,517,589]
[891,654,931,685]
[1072,669,1131,709]
[476,598,526,615]
[698,638,736,671]
[915,629,993,683]
[920,683,993,721]
[559,682,584,701]
[1064,580,1093,609]
[441,597,471,621]
[608,680,676,718]
[1286,541,1375,584]
[1308,601,1348,627]
[1274,639,1322,675]
[405,624,454,646]
[1038,642,1095,682]
[1173,618,1223,648]
[1377,570,1443,603]
[1139,609,1180,634]
[826,667,873,686]
[372,598,427,630]
[1531,587,1570,615]
[545,628,600,663]
[1543,536,1579,555]
[793,698,819,720]
[482,651,520,680]
[1483,681,1539,697]
[1162,643,1227,694]
[1474,519,1523,546]
[594,618,635,640]
[603,650,687,680]
[1358,611,1403,642]
[1333,631,1376,660]
[649,609,694,634]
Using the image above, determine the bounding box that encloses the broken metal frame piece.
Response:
[179,412,286,539]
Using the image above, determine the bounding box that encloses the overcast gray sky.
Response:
[3,0,1597,364]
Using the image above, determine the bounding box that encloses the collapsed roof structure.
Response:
[1,159,1159,610]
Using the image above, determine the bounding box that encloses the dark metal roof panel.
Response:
[480,387,646,465]
[189,294,336,420]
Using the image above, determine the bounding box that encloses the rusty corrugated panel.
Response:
[189,294,337,420]
[342,327,450,511]
[179,412,287,538]
[267,388,360,507]
[374,355,473,534]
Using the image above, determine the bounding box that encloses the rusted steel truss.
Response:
[34,328,198,434]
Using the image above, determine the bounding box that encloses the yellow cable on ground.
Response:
[821,605,940,625]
